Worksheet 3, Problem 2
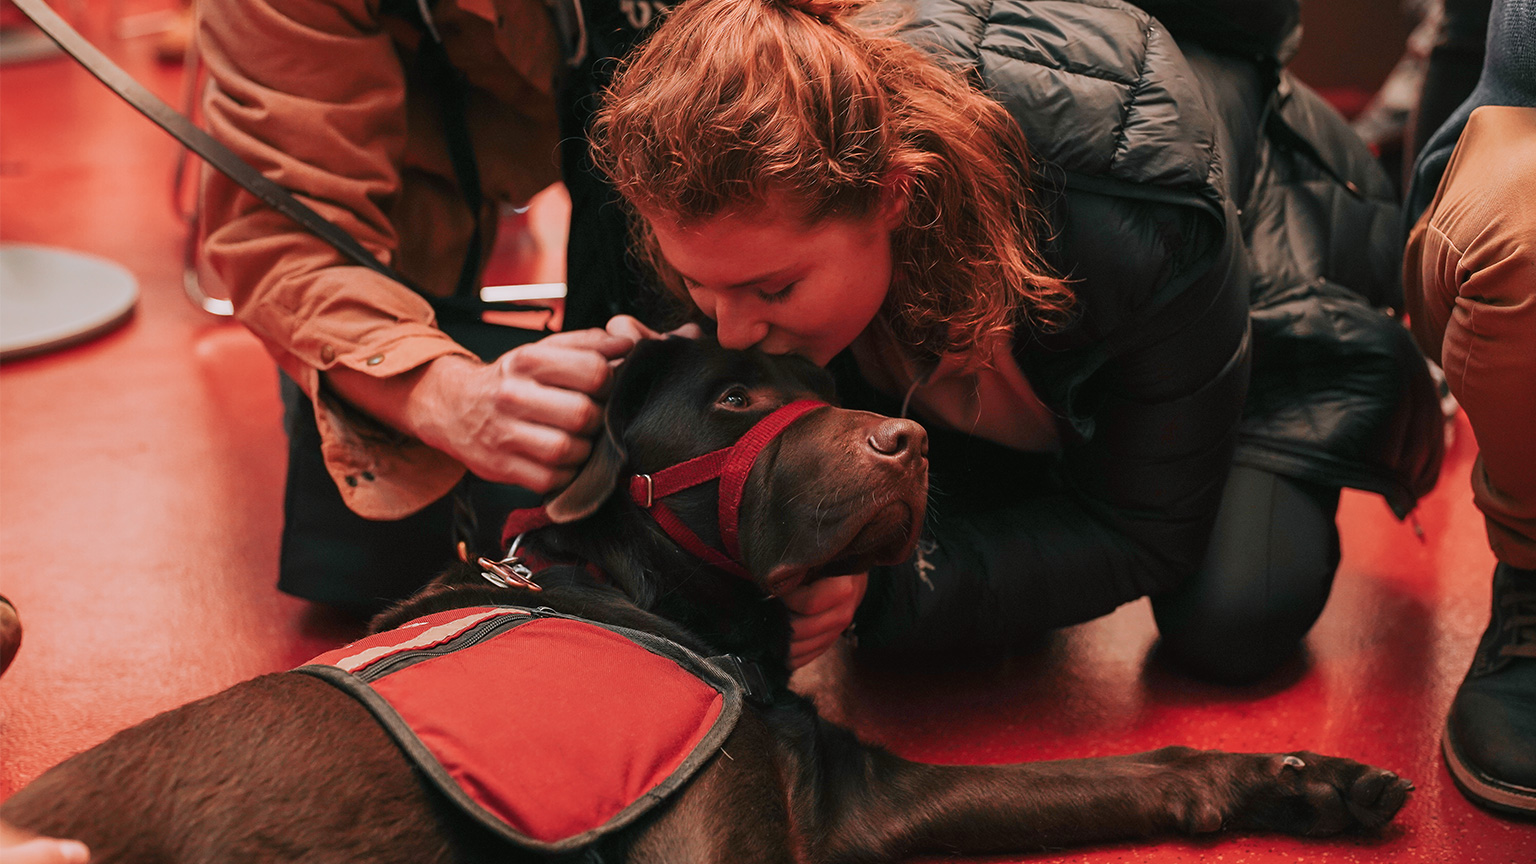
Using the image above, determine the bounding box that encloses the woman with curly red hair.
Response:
[590,0,1444,680]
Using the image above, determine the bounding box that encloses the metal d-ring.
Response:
[476,533,541,591]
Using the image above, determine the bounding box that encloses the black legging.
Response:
[1152,464,1341,683]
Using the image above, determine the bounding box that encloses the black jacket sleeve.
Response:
[851,191,1252,653]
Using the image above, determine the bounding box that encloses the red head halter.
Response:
[500,399,827,581]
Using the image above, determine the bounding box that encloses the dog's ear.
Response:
[543,338,686,523]
[544,420,626,523]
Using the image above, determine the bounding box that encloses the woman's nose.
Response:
[711,296,769,350]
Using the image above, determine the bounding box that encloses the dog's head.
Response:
[538,337,928,600]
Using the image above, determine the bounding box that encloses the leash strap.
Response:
[9,0,421,291]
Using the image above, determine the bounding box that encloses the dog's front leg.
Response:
[797,727,1412,862]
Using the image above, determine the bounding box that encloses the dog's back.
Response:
[3,674,461,862]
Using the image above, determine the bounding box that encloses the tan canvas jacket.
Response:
[199,0,564,518]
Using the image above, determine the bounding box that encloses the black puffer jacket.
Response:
[557,0,1444,650]
[854,0,1443,650]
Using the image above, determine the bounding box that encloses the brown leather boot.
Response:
[1442,563,1536,818]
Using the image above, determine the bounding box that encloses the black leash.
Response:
[13,0,545,561]
[10,0,425,292]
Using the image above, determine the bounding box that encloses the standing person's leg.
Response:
[1405,103,1536,816]
[1152,464,1342,684]
[1408,183,1536,817]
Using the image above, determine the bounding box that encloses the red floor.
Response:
[1,7,1533,862]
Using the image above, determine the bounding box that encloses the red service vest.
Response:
[297,606,746,854]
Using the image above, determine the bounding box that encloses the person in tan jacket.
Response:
[1404,105,1536,818]
[196,0,860,660]
[197,0,648,606]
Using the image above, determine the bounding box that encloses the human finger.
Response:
[485,416,595,473]
[468,446,581,493]
[498,343,618,399]
[540,327,639,359]
[0,838,91,864]
[789,628,845,669]
[781,572,867,616]
[605,315,664,342]
[666,322,704,339]
[487,375,605,437]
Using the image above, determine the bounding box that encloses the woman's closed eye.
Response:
[757,281,798,304]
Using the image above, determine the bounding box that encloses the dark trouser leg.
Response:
[276,374,537,614]
[1152,464,1342,684]
[1404,0,1494,184]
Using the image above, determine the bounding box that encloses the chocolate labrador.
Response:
[0,338,1410,862]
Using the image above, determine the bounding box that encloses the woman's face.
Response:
[645,198,901,366]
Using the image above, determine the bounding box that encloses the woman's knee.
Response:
[1152,465,1342,683]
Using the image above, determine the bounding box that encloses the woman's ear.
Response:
[879,169,913,230]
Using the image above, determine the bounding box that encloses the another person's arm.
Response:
[198,0,598,516]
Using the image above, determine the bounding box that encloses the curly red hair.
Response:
[590,0,1074,362]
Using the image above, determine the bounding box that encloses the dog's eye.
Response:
[717,387,751,409]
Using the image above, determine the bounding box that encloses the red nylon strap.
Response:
[716,400,825,563]
[648,502,751,579]
[627,450,731,505]
[501,505,555,548]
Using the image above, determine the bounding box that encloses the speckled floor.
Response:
[1,7,1532,862]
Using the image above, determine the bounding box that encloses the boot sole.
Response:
[1442,726,1536,818]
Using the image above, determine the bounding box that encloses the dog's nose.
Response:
[867,418,927,461]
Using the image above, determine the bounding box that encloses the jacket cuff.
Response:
[283,334,477,520]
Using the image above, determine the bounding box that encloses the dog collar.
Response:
[626,398,825,580]
[499,399,826,583]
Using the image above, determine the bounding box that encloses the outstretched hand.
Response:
[328,319,704,496]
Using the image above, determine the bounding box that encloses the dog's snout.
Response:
[867,418,927,461]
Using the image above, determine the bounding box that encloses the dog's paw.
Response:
[1232,751,1413,836]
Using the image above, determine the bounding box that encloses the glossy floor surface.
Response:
[1,8,1533,863]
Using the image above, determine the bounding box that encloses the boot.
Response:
[1442,562,1536,817]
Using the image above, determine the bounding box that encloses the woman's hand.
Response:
[782,572,868,669]
[0,823,90,864]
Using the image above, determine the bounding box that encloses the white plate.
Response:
[0,244,139,361]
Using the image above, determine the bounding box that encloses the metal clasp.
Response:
[638,474,655,508]
[476,533,541,591]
